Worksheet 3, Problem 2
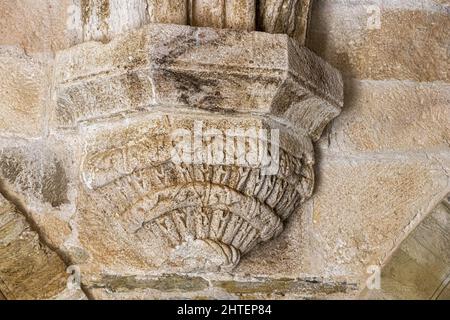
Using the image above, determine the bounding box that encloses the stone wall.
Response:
[0,0,448,299]
[305,0,449,290]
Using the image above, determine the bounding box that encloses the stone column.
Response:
[78,1,312,44]
[147,0,258,31]
[190,0,255,31]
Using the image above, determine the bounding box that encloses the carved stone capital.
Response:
[54,22,343,272]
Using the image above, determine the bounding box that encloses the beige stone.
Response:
[0,1,314,54]
[258,0,313,44]
[304,156,449,282]
[0,0,449,300]
[308,1,450,81]
[0,195,68,299]
[148,0,188,25]
[0,47,51,138]
[45,23,343,276]
[70,113,315,273]
[190,0,256,31]
[0,141,71,211]
[361,200,450,299]
[54,23,342,136]
[85,273,357,299]
[0,0,78,53]
[318,79,450,153]
[1,19,343,292]
[0,136,83,252]
[79,0,151,42]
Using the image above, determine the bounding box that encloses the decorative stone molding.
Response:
[53,21,342,272]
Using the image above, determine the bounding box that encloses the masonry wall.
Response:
[0,0,448,299]
[305,0,450,295]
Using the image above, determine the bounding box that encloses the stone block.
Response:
[318,79,450,153]
[308,1,450,81]
[0,0,77,53]
[54,23,343,141]
[0,47,51,138]
[0,195,68,299]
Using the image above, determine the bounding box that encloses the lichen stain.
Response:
[42,160,69,208]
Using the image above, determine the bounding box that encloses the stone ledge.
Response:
[84,273,358,299]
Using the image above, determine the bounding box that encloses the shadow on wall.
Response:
[360,195,450,300]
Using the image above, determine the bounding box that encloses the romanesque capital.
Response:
[53,19,342,272]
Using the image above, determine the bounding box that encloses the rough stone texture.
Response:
[0,140,75,214]
[0,47,51,138]
[70,114,311,276]
[0,0,78,53]
[0,0,449,300]
[190,0,256,31]
[258,0,313,44]
[53,23,342,134]
[0,0,313,55]
[0,194,72,299]
[85,274,357,299]
[148,0,188,25]
[78,0,151,43]
[308,0,450,81]
[46,23,342,278]
[304,156,449,281]
[303,0,450,297]
[318,79,450,153]
[361,198,450,299]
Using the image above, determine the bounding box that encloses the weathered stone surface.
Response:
[0,0,312,54]
[304,155,449,281]
[148,0,188,25]
[85,274,357,299]
[69,112,315,274]
[0,0,78,53]
[0,47,51,138]
[308,0,450,81]
[190,0,256,31]
[54,23,342,140]
[126,0,312,38]
[223,154,449,286]
[1,0,449,300]
[361,199,450,299]
[43,23,343,276]
[258,0,313,44]
[0,136,83,252]
[79,0,151,43]
[0,141,71,210]
[318,80,450,153]
[0,195,68,299]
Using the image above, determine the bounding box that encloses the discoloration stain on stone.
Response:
[80,0,93,27]
[122,72,145,106]
[89,274,209,292]
[42,160,69,208]
[213,277,357,296]
[0,149,68,208]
